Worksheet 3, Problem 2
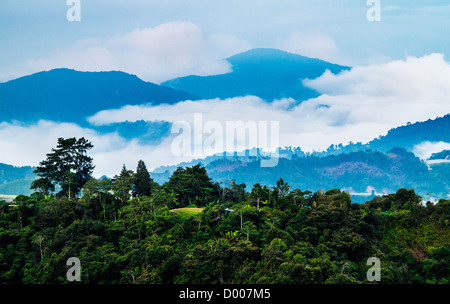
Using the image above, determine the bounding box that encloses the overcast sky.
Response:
[1,0,450,82]
[1,1,450,176]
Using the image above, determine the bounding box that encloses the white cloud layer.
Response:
[1,53,450,177]
[0,120,130,177]
[413,142,450,160]
[303,53,450,126]
[10,21,251,84]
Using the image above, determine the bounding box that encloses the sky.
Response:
[2,0,450,82]
[1,0,450,177]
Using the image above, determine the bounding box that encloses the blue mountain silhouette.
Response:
[0,68,198,126]
[162,48,350,101]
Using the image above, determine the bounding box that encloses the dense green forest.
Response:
[0,138,449,284]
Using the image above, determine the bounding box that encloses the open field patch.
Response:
[170,207,204,216]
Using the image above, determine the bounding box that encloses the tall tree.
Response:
[112,164,134,203]
[250,183,264,209]
[31,137,95,198]
[133,160,153,197]
[166,164,216,206]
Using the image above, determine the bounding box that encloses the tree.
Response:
[82,177,115,220]
[112,164,135,203]
[32,234,45,261]
[31,137,95,198]
[223,180,246,204]
[133,160,153,197]
[275,178,290,204]
[250,183,266,210]
[165,164,216,206]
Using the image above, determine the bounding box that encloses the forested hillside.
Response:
[0,164,35,196]
[1,162,448,284]
[205,147,450,201]
[0,163,35,184]
[367,114,450,152]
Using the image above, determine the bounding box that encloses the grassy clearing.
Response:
[170,207,204,217]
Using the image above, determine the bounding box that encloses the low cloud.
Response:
[89,53,450,155]
[303,53,450,127]
[413,141,450,160]
[0,120,204,177]
[0,120,130,177]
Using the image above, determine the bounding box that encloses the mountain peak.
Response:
[226,48,339,66]
[227,48,309,61]
[162,48,350,101]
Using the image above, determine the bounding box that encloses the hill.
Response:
[203,147,449,201]
[162,48,350,101]
[0,178,35,196]
[147,115,450,201]
[0,163,35,184]
[292,114,450,159]
[0,68,198,126]
[0,163,36,196]
[367,114,450,152]
[1,175,448,284]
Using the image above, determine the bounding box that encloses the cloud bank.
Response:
[413,142,450,160]
[89,53,450,156]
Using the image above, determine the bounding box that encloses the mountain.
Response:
[148,145,450,202]
[285,114,450,160]
[149,115,450,202]
[367,114,450,152]
[162,48,350,101]
[0,163,35,184]
[0,178,36,196]
[430,150,450,160]
[0,163,36,196]
[0,68,198,126]
[202,147,450,202]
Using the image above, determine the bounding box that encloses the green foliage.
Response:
[133,160,154,197]
[31,137,94,198]
[0,159,448,284]
[165,164,218,207]
[112,165,135,204]
[171,208,204,217]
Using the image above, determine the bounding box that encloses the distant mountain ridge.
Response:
[0,49,351,145]
[152,114,450,173]
[0,163,35,184]
[367,114,450,152]
[150,115,450,201]
[0,68,198,126]
[1,49,350,129]
[0,163,36,196]
[203,147,450,200]
[162,48,350,101]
